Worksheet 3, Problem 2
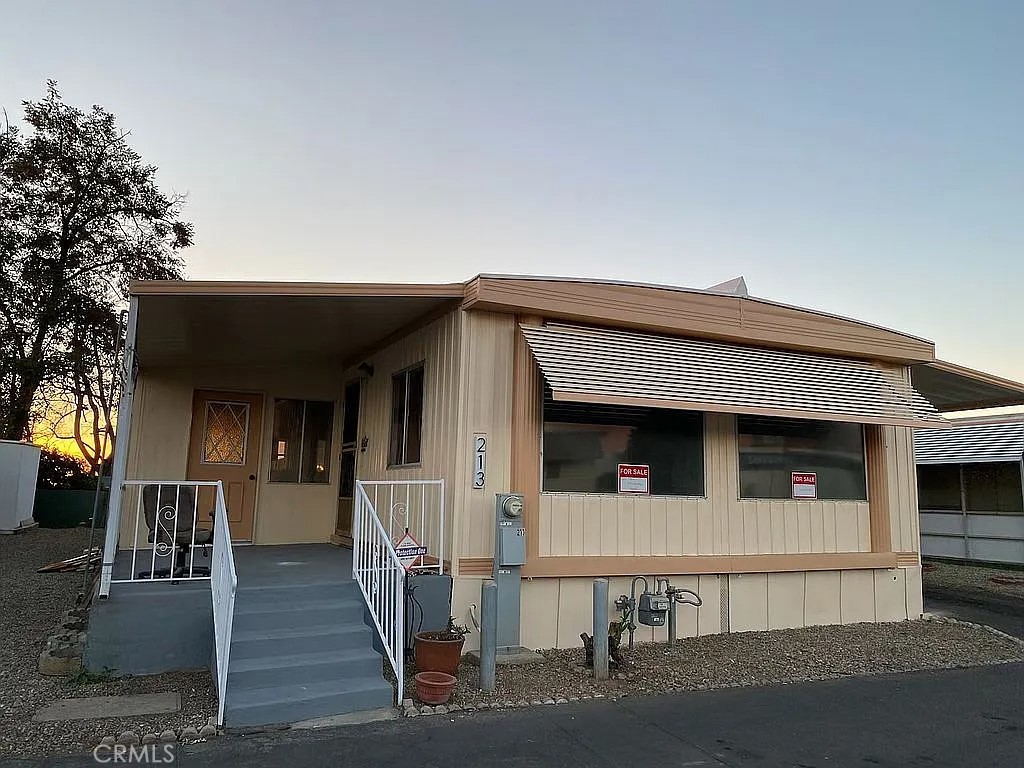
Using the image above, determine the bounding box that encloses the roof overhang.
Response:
[129,281,464,367]
[911,360,1024,412]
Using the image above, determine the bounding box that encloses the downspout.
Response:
[98,296,139,598]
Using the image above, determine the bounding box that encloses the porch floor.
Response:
[109,544,353,588]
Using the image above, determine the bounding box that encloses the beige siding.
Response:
[537,413,871,558]
[454,565,918,651]
[340,310,463,558]
[124,363,344,545]
[452,312,516,564]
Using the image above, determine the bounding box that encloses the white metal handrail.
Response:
[101,479,236,725]
[109,480,222,584]
[357,480,446,574]
[210,482,237,726]
[352,483,405,704]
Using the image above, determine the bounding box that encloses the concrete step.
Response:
[224,676,395,728]
[227,648,383,689]
[229,623,373,660]
[232,598,366,632]
[235,581,362,602]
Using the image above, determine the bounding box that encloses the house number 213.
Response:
[473,434,487,489]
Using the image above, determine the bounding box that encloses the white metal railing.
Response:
[102,480,236,725]
[356,480,446,574]
[109,481,222,584]
[353,483,406,703]
[210,482,237,727]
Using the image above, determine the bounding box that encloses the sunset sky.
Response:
[5,1,1022,404]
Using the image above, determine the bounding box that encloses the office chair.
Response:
[136,483,214,579]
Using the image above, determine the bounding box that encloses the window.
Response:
[542,389,704,496]
[270,399,334,483]
[389,365,425,466]
[917,462,1024,514]
[737,415,867,500]
[965,463,1023,513]
[917,464,961,510]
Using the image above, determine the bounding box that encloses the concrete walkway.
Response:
[20,662,1024,768]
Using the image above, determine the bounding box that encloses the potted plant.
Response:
[414,617,469,677]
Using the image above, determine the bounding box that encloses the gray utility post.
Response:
[593,578,609,681]
[480,580,497,692]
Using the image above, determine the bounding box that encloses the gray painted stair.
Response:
[224,579,394,727]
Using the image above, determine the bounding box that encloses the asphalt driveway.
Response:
[12,660,1023,768]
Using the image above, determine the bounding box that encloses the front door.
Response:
[187,390,263,541]
[335,380,361,543]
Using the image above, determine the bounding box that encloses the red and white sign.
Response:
[617,464,650,494]
[791,472,817,499]
[393,531,428,571]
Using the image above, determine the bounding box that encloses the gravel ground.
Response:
[923,559,1024,600]
[0,527,215,759]
[405,620,1024,708]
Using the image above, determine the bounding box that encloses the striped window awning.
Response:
[521,323,947,428]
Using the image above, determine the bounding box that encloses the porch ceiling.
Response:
[134,293,461,367]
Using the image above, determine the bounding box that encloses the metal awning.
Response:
[915,417,1024,465]
[911,360,1024,412]
[521,323,946,428]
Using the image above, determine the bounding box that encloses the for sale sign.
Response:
[617,464,650,494]
[791,472,817,499]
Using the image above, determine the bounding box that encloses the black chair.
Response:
[136,484,214,579]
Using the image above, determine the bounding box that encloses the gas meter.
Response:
[637,591,670,626]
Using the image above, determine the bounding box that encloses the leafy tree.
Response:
[0,81,192,443]
[36,446,96,490]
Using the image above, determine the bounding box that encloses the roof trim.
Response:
[474,273,934,346]
[129,280,466,298]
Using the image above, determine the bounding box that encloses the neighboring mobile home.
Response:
[91,274,1024,727]
[916,415,1024,565]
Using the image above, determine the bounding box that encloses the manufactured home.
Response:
[89,274,1024,727]
[916,415,1024,565]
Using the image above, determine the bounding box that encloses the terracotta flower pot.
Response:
[414,631,465,677]
[414,671,457,705]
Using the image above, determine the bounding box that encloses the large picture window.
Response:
[542,389,704,496]
[270,399,334,484]
[389,364,425,466]
[737,415,867,500]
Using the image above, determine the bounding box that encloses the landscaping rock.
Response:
[117,731,139,746]
[199,725,217,738]
[179,726,199,741]
[159,730,177,743]
[141,733,159,745]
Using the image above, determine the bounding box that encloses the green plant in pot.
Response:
[414,617,470,677]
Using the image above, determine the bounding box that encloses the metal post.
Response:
[480,580,497,692]
[668,598,677,646]
[593,578,609,681]
[99,296,138,598]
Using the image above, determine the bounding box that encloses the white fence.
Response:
[101,480,236,725]
[352,483,407,704]
[356,480,446,573]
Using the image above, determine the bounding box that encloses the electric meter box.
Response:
[637,593,671,626]
[498,524,526,566]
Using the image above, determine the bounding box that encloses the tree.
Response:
[36,446,97,490]
[36,305,123,473]
[0,81,192,443]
